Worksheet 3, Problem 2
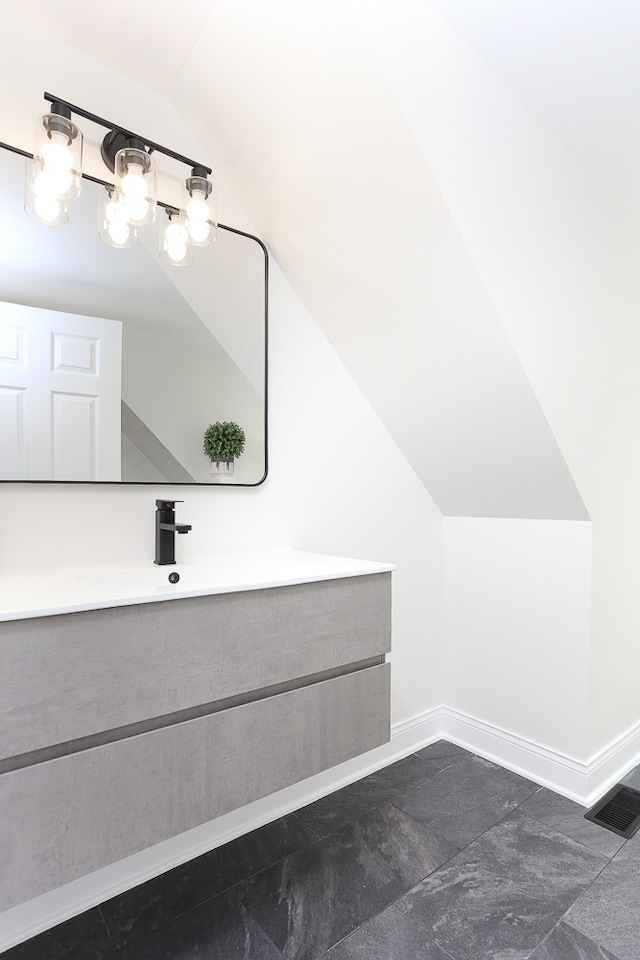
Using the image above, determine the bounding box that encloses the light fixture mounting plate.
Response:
[101,130,151,174]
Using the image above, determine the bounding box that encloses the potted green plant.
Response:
[203,421,246,478]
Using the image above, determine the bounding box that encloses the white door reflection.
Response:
[0,302,122,480]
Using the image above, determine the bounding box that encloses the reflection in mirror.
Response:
[0,144,268,485]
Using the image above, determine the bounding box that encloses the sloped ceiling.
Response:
[6,0,635,518]
[0,0,219,95]
[427,0,640,218]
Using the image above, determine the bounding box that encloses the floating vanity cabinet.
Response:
[0,570,391,910]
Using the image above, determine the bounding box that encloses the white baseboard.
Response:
[3,705,640,952]
[438,707,640,808]
[439,708,591,803]
[583,716,640,805]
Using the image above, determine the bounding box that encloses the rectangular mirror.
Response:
[0,143,268,485]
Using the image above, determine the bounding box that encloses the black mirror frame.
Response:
[0,141,269,488]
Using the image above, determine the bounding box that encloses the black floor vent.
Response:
[585,784,640,838]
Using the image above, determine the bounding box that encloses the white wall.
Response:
[365,0,640,759]
[443,517,592,762]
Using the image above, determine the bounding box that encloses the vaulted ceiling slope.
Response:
[8,1,640,519]
[169,0,588,520]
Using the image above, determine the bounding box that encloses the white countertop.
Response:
[0,549,395,621]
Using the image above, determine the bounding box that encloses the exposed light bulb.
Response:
[160,213,192,265]
[29,127,75,217]
[186,190,209,221]
[41,131,74,177]
[100,187,137,248]
[187,220,211,244]
[25,104,82,225]
[34,167,73,201]
[33,193,66,225]
[118,165,149,223]
[105,198,133,246]
[121,165,147,201]
[124,196,149,223]
[164,221,189,263]
[114,145,156,226]
[183,171,215,247]
[108,221,132,246]
[186,191,211,243]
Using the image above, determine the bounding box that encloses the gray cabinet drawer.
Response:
[0,573,391,760]
[0,662,390,910]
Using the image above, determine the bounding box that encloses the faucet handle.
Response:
[156,499,183,509]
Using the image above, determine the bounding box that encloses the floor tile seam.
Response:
[232,878,381,960]
[388,871,616,960]
[387,768,541,836]
[512,810,613,869]
[295,801,380,840]
[393,907,463,960]
[290,809,324,842]
[456,810,612,891]
[555,916,626,960]
[383,801,468,870]
[317,902,463,960]
[298,777,442,840]
[231,807,459,959]
[385,900,462,960]
[501,806,614,864]
[120,821,332,950]
[308,750,470,825]
[319,797,464,893]
[96,902,124,954]
[102,835,328,953]
[367,762,447,798]
[314,916,371,958]
[386,794,522,858]
[99,892,219,949]
[226,888,288,959]
[224,833,326,892]
[351,777,440,818]
[105,894,222,952]
[552,850,630,956]
[516,807,625,861]
[301,813,363,840]
[527,919,587,960]
[387,806,612,900]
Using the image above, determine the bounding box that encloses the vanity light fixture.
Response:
[160,208,193,266]
[99,185,137,248]
[25,92,215,267]
[183,166,217,246]
[101,131,157,227]
[25,100,83,226]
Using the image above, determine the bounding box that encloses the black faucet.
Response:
[155,499,192,565]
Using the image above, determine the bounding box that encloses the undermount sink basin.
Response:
[0,549,395,621]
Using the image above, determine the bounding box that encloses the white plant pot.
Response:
[209,458,234,479]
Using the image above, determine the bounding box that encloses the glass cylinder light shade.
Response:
[25,106,83,225]
[183,169,217,246]
[160,210,193,266]
[99,186,137,248]
[114,144,156,226]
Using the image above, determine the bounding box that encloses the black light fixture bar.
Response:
[44,92,212,175]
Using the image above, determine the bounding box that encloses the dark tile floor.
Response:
[5,741,640,960]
